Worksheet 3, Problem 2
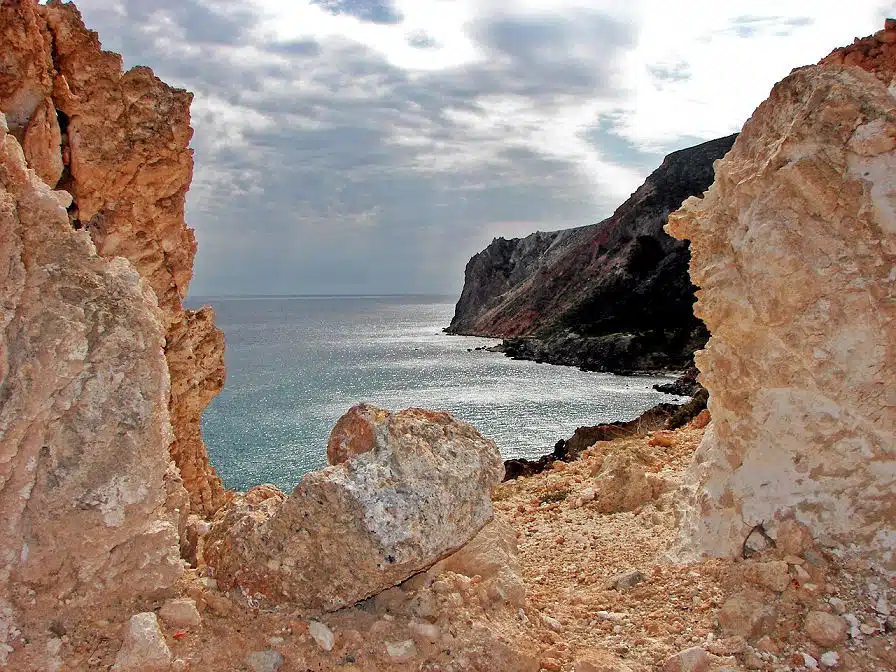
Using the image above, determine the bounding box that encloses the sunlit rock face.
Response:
[0,0,226,514]
[0,112,184,660]
[667,31,896,567]
[205,406,505,612]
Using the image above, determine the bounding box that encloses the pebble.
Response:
[409,620,440,642]
[828,597,846,614]
[843,613,862,638]
[245,649,283,672]
[308,620,335,651]
[820,651,839,668]
[542,614,563,631]
[607,569,645,591]
[801,652,819,669]
[385,639,417,662]
[198,577,217,590]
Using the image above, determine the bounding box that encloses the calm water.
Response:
[187,295,685,492]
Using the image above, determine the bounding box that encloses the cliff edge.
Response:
[446,134,737,373]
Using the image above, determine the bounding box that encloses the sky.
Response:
[67,0,890,296]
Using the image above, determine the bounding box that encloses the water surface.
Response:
[188,295,685,491]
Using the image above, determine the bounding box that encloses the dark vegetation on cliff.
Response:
[446,134,738,373]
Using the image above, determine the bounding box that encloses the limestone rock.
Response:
[205,406,504,611]
[111,613,172,672]
[0,113,183,659]
[573,649,634,672]
[0,0,227,515]
[667,52,896,568]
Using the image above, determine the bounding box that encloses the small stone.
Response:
[542,614,563,631]
[199,577,217,590]
[874,595,890,615]
[574,649,633,672]
[308,620,335,651]
[859,623,877,635]
[805,611,848,647]
[828,597,846,614]
[801,652,819,669]
[607,569,645,591]
[158,599,201,629]
[385,639,417,662]
[409,620,440,642]
[719,591,777,638]
[843,613,861,638]
[579,487,596,502]
[755,635,779,654]
[111,613,172,672]
[819,651,839,668]
[245,649,284,672]
[663,646,709,672]
[743,527,773,556]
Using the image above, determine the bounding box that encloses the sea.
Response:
[186,295,686,492]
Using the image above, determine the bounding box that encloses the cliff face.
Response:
[668,24,896,568]
[0,0,226,514]
[447,134,737,372]
[0,110,185,660]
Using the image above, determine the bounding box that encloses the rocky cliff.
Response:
[0,0,226,515]
[667,22,896,568]
[447,134,737,372]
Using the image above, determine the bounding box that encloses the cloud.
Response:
[68,0,887,295]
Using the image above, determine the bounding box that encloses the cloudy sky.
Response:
[70,0,888,296]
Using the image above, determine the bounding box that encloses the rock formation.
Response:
[205,405,504,612]
[667,22,896,568]
[0,0,226,515]
[0,111,184,662]
[447,134,737,373]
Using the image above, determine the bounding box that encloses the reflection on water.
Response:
[188,295,686,492]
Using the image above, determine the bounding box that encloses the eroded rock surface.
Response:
[0,0,226,514]
[0,112,183,663]
[667,46,896,566]
[205,406,504,612]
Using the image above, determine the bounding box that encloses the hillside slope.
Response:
[447,134,737,372]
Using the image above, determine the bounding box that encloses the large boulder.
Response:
[205,406,504,612]
[667,33,896,568]
[0,112,183,663]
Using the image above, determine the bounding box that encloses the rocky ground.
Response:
[27,420,894,672]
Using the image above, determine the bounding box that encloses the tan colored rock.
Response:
[804,611,848,647]
[663,646,709,672]
[0,113,183,665]
[592,451,664,513]
[158,599,201,629]
[574,649,633,672]
[718,591,777,639]
[205,406,504,612]
[21,97,62,187]
[667,61,896,569]
[424,518,527,607]
[326,403,384,464]
[743,561,791,593]
[111,613,172,672]
[0,0,227,515]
